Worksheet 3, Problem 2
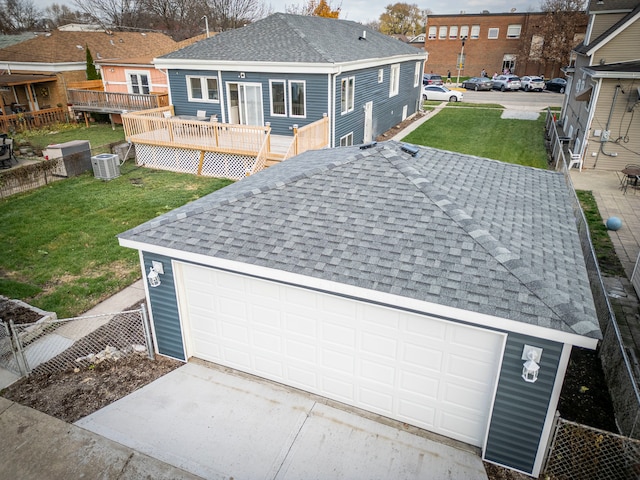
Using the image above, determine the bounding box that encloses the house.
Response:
[155,13,427,148]
[561,0,640,171]
[0,29,177,116]
[424,11,587,79]
[118,141,601,477]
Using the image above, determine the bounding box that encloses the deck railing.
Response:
[0,107,69,132]
[122,106,271,155]
[68,90,170,113]
[283,115,330,160]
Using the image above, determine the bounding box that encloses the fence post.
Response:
[140,303,155,360]
[540,411,562,475]
[9,319,30,376]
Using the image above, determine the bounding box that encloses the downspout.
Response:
[330,66,342,148]
[218,70,226,124]
[600,85,620,157]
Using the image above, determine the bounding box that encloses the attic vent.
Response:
[141,32,146,35]
[119,38,124,43]
[359,30,366,40]
[359,141,377,149]
[76,45,83,49]
[401,144,420,156]
[110,39,115,45]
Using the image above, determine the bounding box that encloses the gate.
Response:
[0,305,154,378]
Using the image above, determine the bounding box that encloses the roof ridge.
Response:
[385,142,599,338]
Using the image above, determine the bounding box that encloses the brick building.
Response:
[424,12,587,80]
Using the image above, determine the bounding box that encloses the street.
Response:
[459,89,564,109]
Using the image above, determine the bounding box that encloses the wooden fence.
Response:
[0,107,69,133]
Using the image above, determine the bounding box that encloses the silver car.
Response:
[521,76,546,92]
[492,75,522,91]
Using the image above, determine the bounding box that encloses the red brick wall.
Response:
[424,12,584,80]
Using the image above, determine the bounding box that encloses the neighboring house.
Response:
[425,12,587,79]
[118,141,600,478]
[155,13,427,147]
[562,0,640,171]
[0,29,176,115]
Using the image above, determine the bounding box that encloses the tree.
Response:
[378,3,428,36]
[518,0,586,72]
[85,46,101,80]
[285,0,341,18]
[205,0,267,31]
[0,0,42,33]
[44,4,95,29]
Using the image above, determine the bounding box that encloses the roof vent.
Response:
[359,141,377,150]
[359,30,366,40]
[76,45,83,49]
[110,39,114,45]
[401,144,420,156]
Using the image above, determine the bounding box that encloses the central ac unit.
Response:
[91,153,120,180]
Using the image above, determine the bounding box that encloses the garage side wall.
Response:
[143,252,186,361]
[484,333,563,474]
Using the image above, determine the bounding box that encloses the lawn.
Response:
[0,160,232,318]
[403,107,548,168]
[13,123,126,153]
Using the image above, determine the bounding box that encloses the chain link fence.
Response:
[544,414,640,479]
[0,305,154,377]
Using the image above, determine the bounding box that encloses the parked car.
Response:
[520,76,546,92]
[492,75,522,91]
[422,85,463,102]
[545,77,567,93]
[461,77,493,91]
[423,74,443,85]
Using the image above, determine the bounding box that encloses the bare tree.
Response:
[71,0,147,30]
[44,4,95,29]
[206,0,266,31]
[0,0,42,32]
[140,0,208,39]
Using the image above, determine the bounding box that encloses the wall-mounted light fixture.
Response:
[147,261,164,288]
[522,345,542,383]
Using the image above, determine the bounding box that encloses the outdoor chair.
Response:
[567,149,583,172]
[0,137,16,169]
[196,110,207,120]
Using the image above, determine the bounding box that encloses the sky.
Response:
[31,0,544,28]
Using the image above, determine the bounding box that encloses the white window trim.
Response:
[428,26,437,39]
[186,75,220,103]
[438,26,447,39]
[378,69,384,83]
[414,62,420,87]
[289,80,306,118]
[125,69,150,95]
[507,24,521,39]
[460,26,469,39]
[488,28,499,39]
[340,132,353,146]
[470,25,480,39]
[269,79,287,117]
[389,64,400,97]
[449,26,458,39]
[341,76,355,114]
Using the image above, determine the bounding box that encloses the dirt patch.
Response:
[376,111,428,142]
[0,298,42,325]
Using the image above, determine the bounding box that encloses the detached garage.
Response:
[119,141,601,477]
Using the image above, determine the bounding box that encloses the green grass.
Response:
[13,123,126,152]
[0,162,232,317]
[575,190,626,277]
[403,108,547,168]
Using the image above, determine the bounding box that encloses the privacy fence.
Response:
[0,305,154,378]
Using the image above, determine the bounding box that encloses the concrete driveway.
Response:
[76,362,488,480]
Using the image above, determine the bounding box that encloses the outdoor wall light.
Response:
[147,267,161,287]
[522,345,543,383]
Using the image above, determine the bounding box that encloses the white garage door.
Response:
[176,263,506,447]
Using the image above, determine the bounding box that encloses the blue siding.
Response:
[335,61,421,145]
[484,333,563,474]
[142,252,185,361]
[168,69,329,136]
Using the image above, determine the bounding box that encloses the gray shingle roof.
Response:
[161,13,422,64]
[119,141,600,340]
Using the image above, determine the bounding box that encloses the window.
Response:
[438,26,447,39]
[340,132,353,147]
[428,26,437,39]
[340,76,355,114]
[414,62,420,87]
[449,26,458,39]
[187,76,219,102]
[289,80,306,117]
[460,26,469,39]
[488,28,499,39]
[378,69,384,83]
[128,72,150,94]
[529,35,543,60]
[507,25,521,39]
[470,25,480,39]
[389,64,400,97]
[269,80,286,116]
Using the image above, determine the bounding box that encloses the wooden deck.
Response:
[68,90,170,114]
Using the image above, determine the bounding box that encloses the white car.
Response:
[421,85,463,102]
[521,76,546,92]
